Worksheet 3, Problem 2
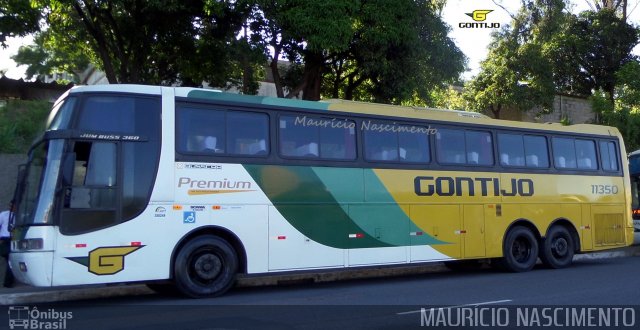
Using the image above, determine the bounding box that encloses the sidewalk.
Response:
[2,243,640,305]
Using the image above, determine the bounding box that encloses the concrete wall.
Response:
[0,154,27,207]
[497,94,594,124]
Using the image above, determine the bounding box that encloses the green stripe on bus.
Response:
[313,167,444,246]
[243,165,390,249]
[186,90,329,111]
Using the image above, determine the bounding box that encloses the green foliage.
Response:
[0,0,41,47]
[0,100,51,153]
[13,0,260,88]
[416,85,469,110]
[615,60,640,109]
[594,60,640,151]
[12,32,90,82]
[548,9,639,100]
[250,0,465,102]
[464,0,561,119]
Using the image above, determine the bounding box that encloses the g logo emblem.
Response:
[67,245,144,275]
[466,10,493,22]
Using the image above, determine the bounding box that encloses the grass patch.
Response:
[0,99,51,153]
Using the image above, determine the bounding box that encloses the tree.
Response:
[0,0,41,47]
[248,0,464,102]
[337,0,465,104]
[13,0,259,88]
[583,0,640,21]
[11,31,90,82]
[549,9,639,102]
[465,0,561,119]
[596,60,640,150]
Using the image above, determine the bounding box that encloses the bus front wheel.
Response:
[174,235,238,298]
[540,225,574,269]
[499,226,538,272]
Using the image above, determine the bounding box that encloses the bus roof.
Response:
[66,84,620,138]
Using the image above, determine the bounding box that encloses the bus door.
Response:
[463,205,485,258]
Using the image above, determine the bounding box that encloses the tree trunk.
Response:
[270,45,284,98]
[490,104,501,119]
[300,52,324,101]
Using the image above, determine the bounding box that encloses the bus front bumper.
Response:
[9,251,54,286]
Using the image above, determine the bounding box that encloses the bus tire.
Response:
[174,235,238,298]
[539,225,574,269]
[499,226,538,272]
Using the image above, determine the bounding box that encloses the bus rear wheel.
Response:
[540,225,574,269]
[499,226,538,272]
[174,235,238,298]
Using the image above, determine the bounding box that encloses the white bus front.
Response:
[9,87,162,287]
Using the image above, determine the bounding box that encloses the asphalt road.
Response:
[3,256,639,329]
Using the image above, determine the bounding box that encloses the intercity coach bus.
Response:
[9,85,634,297]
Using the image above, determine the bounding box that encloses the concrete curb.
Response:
[2,244,639,305]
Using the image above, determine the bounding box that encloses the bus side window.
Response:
[280,115,355,160]
[523,135,549,168]
[465,130,493,165]
[498,133,523,167]
[65,142,117,209]
[280,116,318,158]
[227,111,269,156]
[60,141,118,234]
[436,129,465,164]
[575,139,597,170]
[177,107,225,154]
[364,127,398,161]
[553,138,577,169]
[600,141,619,171]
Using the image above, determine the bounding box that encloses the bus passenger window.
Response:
[523,135,549,168]
[436,129,465,164]
[465,130,493,165]
[280,115,355,160]
[498,133,524,167]
[398,126,430,163]
[552,138,577,169]
[600,141,619,171]
[365,127,398,161]
[177,107,225,153]
[227,112,269,156]
[575,139,597,170]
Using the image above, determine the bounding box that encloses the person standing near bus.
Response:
[0,200,15,287]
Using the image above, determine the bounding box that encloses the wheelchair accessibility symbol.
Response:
[183,211,196,224]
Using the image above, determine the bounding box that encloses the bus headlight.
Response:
[16,238,44,251]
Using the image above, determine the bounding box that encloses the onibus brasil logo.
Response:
[8,306,72,329]
[460,9,501,28]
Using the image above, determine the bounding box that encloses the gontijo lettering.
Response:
[414,176,534,197]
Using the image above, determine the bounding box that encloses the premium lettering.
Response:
[178,177,252,190]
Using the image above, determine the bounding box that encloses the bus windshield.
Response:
[14,140,64,227]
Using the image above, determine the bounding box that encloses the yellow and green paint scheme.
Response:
[187,89,634,261]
